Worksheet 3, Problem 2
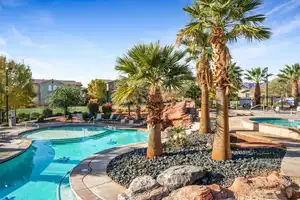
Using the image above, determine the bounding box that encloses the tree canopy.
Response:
[46,85,83,114]
[0,56,35,109]
[87,79,106,101]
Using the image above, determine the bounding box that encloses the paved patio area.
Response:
[0,127,33,164]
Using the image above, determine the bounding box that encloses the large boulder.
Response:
[162,101,193,130]
[118,176,169,200]
[163,185,213,200]
[157,165,206,190]
[229,172,288,200]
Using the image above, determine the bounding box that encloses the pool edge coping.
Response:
[70,142,148,200]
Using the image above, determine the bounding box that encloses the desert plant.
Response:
[37,115,45,122]
[42,108,53,118]
[167,126,187,147]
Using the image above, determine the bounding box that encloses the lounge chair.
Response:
[128,120,134,125]
[102,114,114,123]
[95,113,102,121]
[110,115,121,123]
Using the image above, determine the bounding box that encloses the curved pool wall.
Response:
[0,126,148,200]
[242,117,300,139]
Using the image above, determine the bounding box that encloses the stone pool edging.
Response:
[70,142,148,200]
[241,117,300,140]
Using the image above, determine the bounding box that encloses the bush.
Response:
[55,112,63,116]
[166,126,187,148]
[18,113,27,119]
[102,113,111,119]
[43,108,53,117]
[0,122,9,127]
[102,103,112,114]
[31,112,40,119]
[88,103,99,116]
[37,115,45,122]
[82,112,89,120]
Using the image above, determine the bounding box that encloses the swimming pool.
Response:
[251,118,300,128]
[0,126,148,200]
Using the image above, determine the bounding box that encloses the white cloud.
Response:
[273,16,300,36]
[266,0,300,16]
[11,26,50,49]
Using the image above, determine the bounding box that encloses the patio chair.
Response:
[275,106,280,113]
[102,114,114,123]
[110,115,121,123]
[128,120,134,125]
[77,113,83,121]
[95,113,102,121]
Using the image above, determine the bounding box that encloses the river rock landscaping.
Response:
[107,133,286,188]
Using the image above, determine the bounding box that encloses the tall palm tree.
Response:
[112,77,147,121]
[244,67,272,105]
[278,63,300,107]
[115,42,192,158]
[177,28,212,134]
[183,0,271,160]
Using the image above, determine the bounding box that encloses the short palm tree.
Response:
[177,28,212,134]
[245,67,272,105]
[115,42,192,158]
[183,0,271,160]
[112,77,146,121]
[278,63,300,107]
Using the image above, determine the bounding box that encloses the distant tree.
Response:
[228,62,243,97]
[278,64,300,106]
[87,79,106,102]
[245,67,272,105]
[46,85,82,115]
[182,81,201,107]
[0,56,35,109]
[112,77,147,121]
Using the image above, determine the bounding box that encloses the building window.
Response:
[53,85,57,90]
[48,85,52,92]
[246,93,250,98]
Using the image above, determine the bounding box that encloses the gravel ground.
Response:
[107,133,286,187]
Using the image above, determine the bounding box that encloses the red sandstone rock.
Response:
[163,185,213,200]
[207,184,234,199]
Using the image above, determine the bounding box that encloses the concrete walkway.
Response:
[0,127,32,164]
[229,117,300,177]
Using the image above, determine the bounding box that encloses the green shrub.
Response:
[43,108,53,117]
[55,112,63,116]
[31,112,40,119]
[18,113,27,119]
[166,126,187,148]
[82,112,89,120]
[23,117,30,121]
[88,103,99,116]
[102,113,111,119]
[0,122,9,127]
[37,115,45,122]
[102,103,112,114]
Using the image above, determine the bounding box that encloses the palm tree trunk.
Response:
[212,88,231,160]
[200,84,210,133]
[146,86,164,158]
[255,83,261,105]
[210,27,231,160]
[292,80,299,107]
[136,104,141,121]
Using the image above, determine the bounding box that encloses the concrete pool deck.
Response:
[0,127,33,164]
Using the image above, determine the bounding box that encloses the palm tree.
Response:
[112,77,147,121]
[183,0,271,160]
[278,63,300,107]
[244,67,272,105]
[115,42,192,158]
[229,62,243,95]
[177,28,212,134]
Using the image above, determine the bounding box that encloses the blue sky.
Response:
[0,0,300,86]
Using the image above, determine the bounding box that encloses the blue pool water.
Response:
[0,126,148,200]
[251,118,300,128]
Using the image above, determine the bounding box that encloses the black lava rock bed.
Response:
[107,133,286,188]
